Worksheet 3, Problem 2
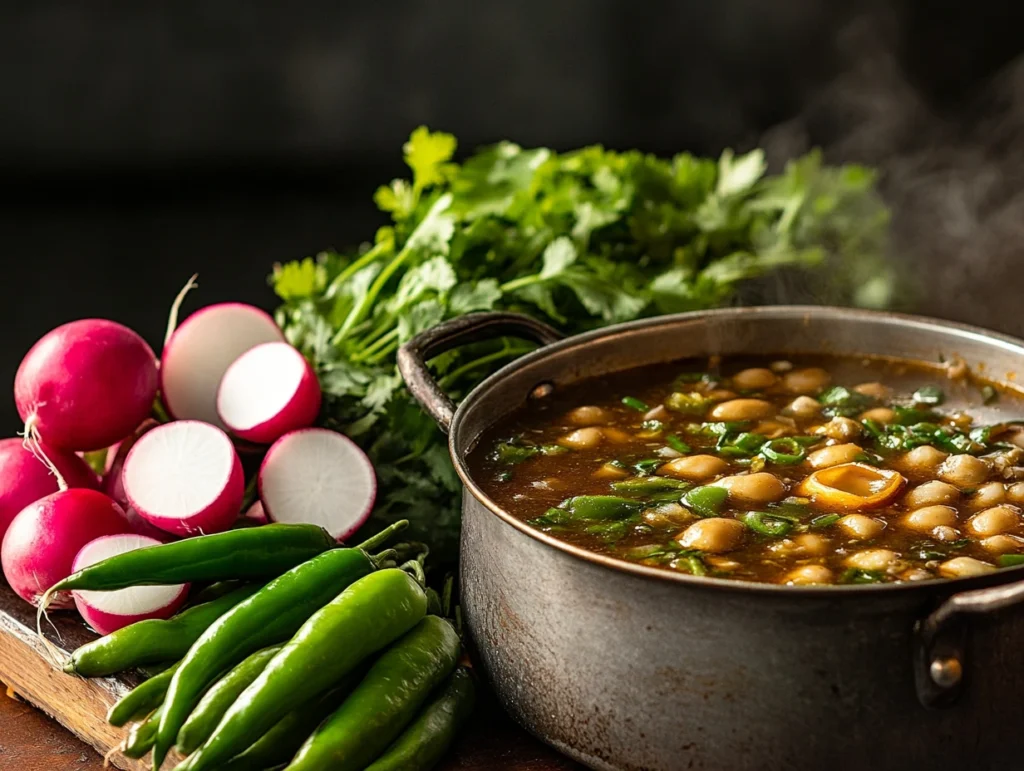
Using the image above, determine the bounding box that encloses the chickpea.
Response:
[808,443,865,469]
[785,395,822,418]
[784,564,834,585]
[838,514,886,540]
[782,367,831,395]
[846,549,900,571]
[704,389,739,402]
[967,505,1021,536]
[753,419,794,439]
[967,482,1006,509]
[980,534,1024,554]
[820,417,862,441]
[853,382,892,400]
[903,481,960,509]
[793,533,830,557]
[676,518,746,553]
[714,473,787,505]
[939,556,997,578]
[731,367,777,391]
[660,454,729,482]
[903,505,958,533]
[932,525,962,542]
[705,556,741,571]
[558,427,604,450]
[899,445,948,476]
[642,503,692,528]
[708,398,776,422]
[601,427,634,444]
[593,462,630,480]
[859,407,897,424]
[938,454,992,488]
[901,568,935,581]
[567,405,611,426]
[770,360,793,373]
[1008,482,1024,505]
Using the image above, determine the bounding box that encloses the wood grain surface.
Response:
[0,582,579,771]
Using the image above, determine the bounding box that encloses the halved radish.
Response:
[242,500,268,526]
[72,534,189,634]
[123,421,244,537]
[259,429,376,541]
[217,342,322,444]
[100,420,172,542]
[161,303,284,428]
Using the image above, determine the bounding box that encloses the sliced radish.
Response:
[123,421,244,537]
[242,500,268,526]
[161,303,284,428]
[259,429,376,541]
[100,419,172,542]
[72,534,189,634]
[217,342,322,445]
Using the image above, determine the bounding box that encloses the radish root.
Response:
[164,273,200,346]
[20,417,68,491]
[34,594,70,669]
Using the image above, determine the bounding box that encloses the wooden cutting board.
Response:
[0,581,579,770]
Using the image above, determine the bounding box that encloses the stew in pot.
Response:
[469,355,1024,585]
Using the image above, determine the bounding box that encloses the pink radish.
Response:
[161,303,284,428]
[259,428,376,541]
[123,421,244,537]
[216,342,322,444]
[100,419,172,542]
[1,489,131,608]
[72,534,189,634]
[15,319,159,451]
[242,500,268,526]
[0,438,99,542]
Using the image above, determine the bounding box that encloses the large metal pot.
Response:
[398,307,1024,771]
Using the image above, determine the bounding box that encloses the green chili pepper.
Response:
[717,432,767,457]
[122,706,162,759]
[818,386,875,417]
[999,554,1024,568]
[181,568,428,771]
[809,514,841,529]
[682,486,728,518]
[739,511,793,537]
[286,616,461,771]
[107,660,181,727]
[153,523,406,769]
[666,434,691,454]
[665,392,711,415]
[632,459,663,476]
[66,584,261,677]
[175,645,283,755]
[365,667,476,771]
[490,442,539,464]
[675,554,707,576]
[556,496,644,521]
[43,525,339,606]
[759,437,806,465]
[622,396,649,412]
[610,477,690,495]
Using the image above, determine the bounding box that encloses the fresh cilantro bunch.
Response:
[272,127,891,561]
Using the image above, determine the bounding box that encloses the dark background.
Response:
[3,0,1024,431]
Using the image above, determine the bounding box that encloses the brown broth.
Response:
[468,354,1024,585]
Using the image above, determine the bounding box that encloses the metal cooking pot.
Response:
[398,307,1024,771]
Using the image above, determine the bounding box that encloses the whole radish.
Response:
[2,488,131,608]
[72,534,189,634]
[15,319,158,451]
[100,419,171,542]
[0,438,99,542]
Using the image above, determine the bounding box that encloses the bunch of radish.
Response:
[1,281,376,635]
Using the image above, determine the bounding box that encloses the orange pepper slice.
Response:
[795,462,906,511]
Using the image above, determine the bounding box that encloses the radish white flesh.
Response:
[124,421,244,537]
[259,428,376,541]
[1,489,131,608]
[72,534,188,634]
[15,319,159,451]
[101,420,173,542]
[217,342,322,444]
[161,304,284,428]
[0,438,99,542]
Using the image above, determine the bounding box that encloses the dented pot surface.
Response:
[399,306,1024,771]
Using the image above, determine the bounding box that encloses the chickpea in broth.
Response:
[471,356,1024,585]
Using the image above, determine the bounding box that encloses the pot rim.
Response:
[450,304,1024,596]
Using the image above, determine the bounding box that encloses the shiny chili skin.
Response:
[365,667,476,771]
[66,584,261,677]
[121,705,162,759]
[175,644,281,755]
[152,548,379,768]
[107,660,181,727]
[286,615,461,771]
[179,569,427,771]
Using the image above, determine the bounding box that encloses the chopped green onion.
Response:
[912,385,945,406]
[620,544,669,560]
[585,519,634,542]
[998,554,1024,567]
[818,386,875,417]
[672,553,707,576]
[981,384,998,405]
[611,477,690,495]
[490,442,539,464]
[717,431,767,458]
[539,444,568,455]
[633,459,663,476]
[666,434,691,454]
[809,514,840,529]
[892,405,938,425]
[739,511,794,537]
[495,471,513,483]
[789,435,825,447]
[759,437,806,465]
[622,396,649,412]
[556,496,644,521]
[683,485,728,518]
[839,568,885,584]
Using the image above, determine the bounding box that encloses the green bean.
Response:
[666,435,691,454]
[610,477,689,495]
[107,660,181,726]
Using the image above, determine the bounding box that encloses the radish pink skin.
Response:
[15,319,159,452]
[217,343,322,445]
[124,422,245,537]
[259,428,376,542]
[1,489,131,608]
[0,438,99,543]
[243,500,268,525]
[100,420,172,542]
[71,535,188,634]
[160,303,284,422]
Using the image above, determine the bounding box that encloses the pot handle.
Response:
[914,576,1024,708]
[397,312,564,434]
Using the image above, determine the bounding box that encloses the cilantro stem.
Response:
[327,241,390,298]
[437,343,534,389]
[333,246,412,345]
[352,328,400,363]
[364,339,401,365]
[499,274,543,293]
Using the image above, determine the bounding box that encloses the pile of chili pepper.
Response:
[54,520,475,771]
